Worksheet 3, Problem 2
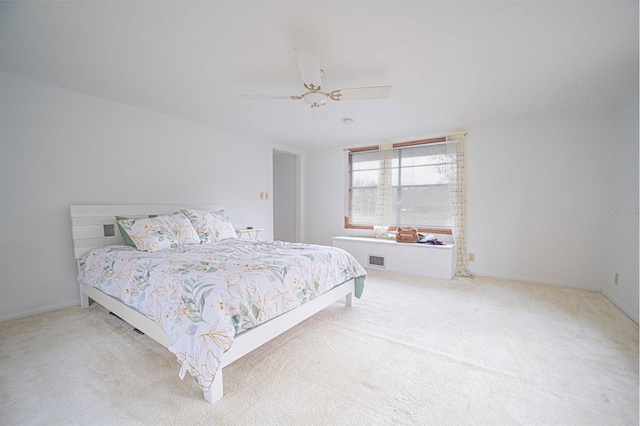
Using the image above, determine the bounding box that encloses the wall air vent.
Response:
[368,254,386,268]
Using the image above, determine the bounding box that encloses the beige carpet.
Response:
[1,269,638,425]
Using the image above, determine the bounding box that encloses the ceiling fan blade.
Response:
[330,85,392,101]
[311,103,328,121]
[242,94,298,100]
[295,48,322,90]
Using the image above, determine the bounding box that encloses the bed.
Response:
[70,204,366,403]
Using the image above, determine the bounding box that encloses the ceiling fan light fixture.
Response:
[303,92,327,106]
[343,118,354,125]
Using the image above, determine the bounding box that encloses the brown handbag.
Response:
[396,227,419,243]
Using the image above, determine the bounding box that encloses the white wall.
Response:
[466,110,616,290]
[304,107,628,293]
[0,73,275,321]
[601,91,639,323]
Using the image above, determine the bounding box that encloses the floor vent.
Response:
[368,254,386,268]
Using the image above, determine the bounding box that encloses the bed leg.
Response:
[80,286,89,308]
[203,370,224,403]
[345,292,353,307]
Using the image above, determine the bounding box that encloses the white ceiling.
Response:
[1,1,638,148]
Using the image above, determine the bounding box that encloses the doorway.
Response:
[273,150,299,242]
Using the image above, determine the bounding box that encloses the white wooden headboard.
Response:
[70,204,223,259]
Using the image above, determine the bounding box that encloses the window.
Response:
[346,138,452,233]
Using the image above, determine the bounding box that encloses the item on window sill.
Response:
[417,233,434,244]
[373,225,389,239]
[246,226,253,229]
[418,233,445,245]
[396,227,419,243]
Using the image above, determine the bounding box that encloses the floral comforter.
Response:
[78,239,366,391]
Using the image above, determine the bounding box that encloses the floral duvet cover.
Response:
[78,239,366,391]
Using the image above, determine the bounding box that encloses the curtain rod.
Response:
[346,137,446,153]
[344,131,466,152]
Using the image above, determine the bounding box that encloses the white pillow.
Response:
[181,209,237,243]
[117,212,200,252]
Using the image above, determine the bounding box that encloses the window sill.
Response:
[334,236,454,249]
[344,217,452,235]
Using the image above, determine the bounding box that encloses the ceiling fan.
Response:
[242,48,392,121]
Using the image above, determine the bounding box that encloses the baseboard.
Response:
[600,287,639,325]
[474,271,601,292]
[0,299,79,323]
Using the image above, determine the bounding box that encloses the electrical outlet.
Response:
[615,272,619,285]
[468,253,476,262]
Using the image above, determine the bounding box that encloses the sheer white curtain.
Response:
[446,132,473,277]
[375,142,394,226]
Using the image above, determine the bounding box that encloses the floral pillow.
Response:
[115,216,136,247]
[181,208,237,244]
[116,212,200,252]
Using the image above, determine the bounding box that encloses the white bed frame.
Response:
[70,204,355,403]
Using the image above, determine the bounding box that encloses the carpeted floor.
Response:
[1,269,638,425]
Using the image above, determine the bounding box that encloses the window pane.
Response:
[351,188,397,225]
[350,188,377,224]
[399,185,449,206]
[397,206,452,228]
[352,159,380,172]
[396,186,450,227]
[400,164,448,186]
[351,151,379,171]
[400,144,448,165]
[351,151,378,163]
[390,166,399,186]
[352,169,379,188]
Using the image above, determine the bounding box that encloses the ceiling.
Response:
[1,1,638,148]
